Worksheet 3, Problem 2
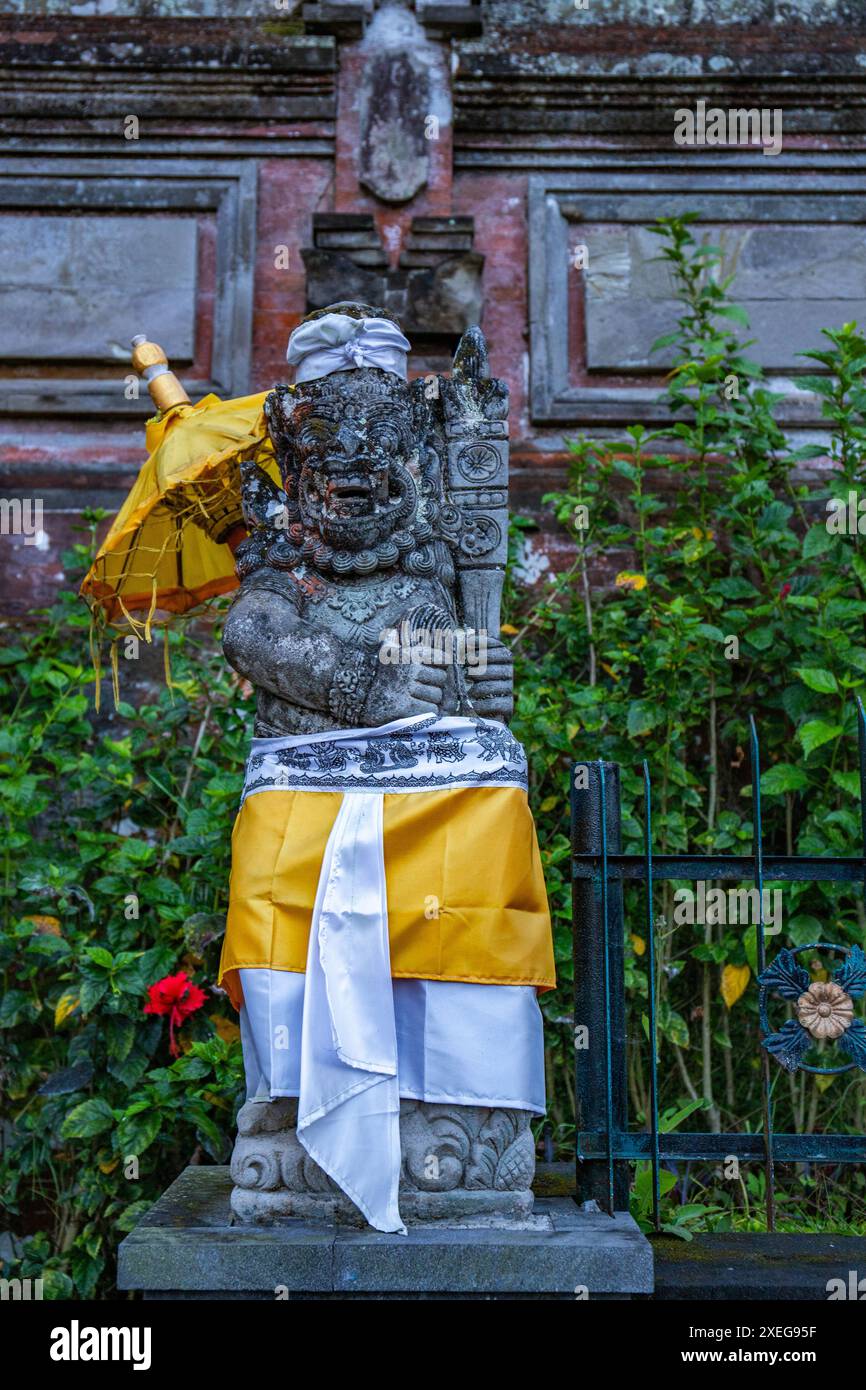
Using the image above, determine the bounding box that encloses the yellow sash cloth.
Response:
[219,784,555,1010]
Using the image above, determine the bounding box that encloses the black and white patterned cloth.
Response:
[241,713,528,800]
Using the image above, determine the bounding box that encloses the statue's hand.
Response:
[361,646,448,724]
[465,637,514,723]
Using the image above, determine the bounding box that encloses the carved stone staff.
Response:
[437,327,510,645]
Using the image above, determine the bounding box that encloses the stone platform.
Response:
[117,1166,654,1300]
[652,1231,866,1301]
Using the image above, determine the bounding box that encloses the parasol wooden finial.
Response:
[131,334,191,413]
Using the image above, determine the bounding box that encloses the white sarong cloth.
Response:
[239,970,546,1111]
[236,714,540,1235]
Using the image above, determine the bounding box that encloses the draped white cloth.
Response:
[235,714,543,1235]
[299,790,404,1232]
[286,312,411,384]
[239,971,546,1112]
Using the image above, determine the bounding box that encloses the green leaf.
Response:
[659,1004,690,1049]
[171,1054,210,1081]
[712,577,762,600]
[650,331,680,354]
[760,763,809,795]
[714,304,750,326]
[797,374,836,397]
[627,701,662,737]
[105,1015,137,1063]
[116,1110,161,1157]
[115,1200,153,1234]
[659,1098,706,1133]
[79,978,108,1014]
[61,1098,115,1140]
[793,667,838,695]
[0,645,27,666]
[41,1270,75,1300]
[107,1046,151,1089]
[797,720,843,758]
[746,625,775,651]
[832,770,861,798]
[802,525,835,559]
[84,946,114,970]
[787,914,823,947]
[758,500,793,533]
[189,1108,226,1161]
[0,990,30,1028]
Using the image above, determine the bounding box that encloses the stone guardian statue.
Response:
[217,302,555,1231]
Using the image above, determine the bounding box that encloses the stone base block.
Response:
[117,1166,654,1300]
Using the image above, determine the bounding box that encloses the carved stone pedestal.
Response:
[229,1097,536,1226]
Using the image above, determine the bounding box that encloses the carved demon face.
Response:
[266,369,434,575]
[295,387,417,547]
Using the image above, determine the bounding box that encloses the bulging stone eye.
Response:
[297,417,335,452]
[371,428,400,456]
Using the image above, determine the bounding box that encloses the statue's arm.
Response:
[223,588,362,719]
[223,588,447,724]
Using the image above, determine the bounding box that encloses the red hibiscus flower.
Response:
[144,971,207,1056]
[779,582,792,600]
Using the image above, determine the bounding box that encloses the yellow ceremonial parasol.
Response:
[81,337,280,641]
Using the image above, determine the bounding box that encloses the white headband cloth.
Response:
[287,312,411,384]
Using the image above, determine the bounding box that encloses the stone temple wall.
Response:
[2,0,866,612]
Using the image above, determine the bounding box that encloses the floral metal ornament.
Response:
[795,981,854,1039]
[758,944,866,1075]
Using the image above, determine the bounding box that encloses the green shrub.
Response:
[0,548,248,1297]
[507,215,866,1230]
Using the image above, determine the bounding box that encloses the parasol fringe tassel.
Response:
[163,631,175,702]
[89,614,103,714]
[110,638,121,710]
[144,575,158,645]
[116,592,148,644]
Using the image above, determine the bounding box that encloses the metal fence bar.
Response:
[643,758,661,1232]
[576,1132,866,1161]
[750,714,777,1231]
[573,854,865,882]
[858,696,866,907]
[598,762,615,1215]
[572,761,630,1211]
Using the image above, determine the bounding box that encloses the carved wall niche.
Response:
[302,212,483,339]
[528,155,866,431]
[0,158,256,415]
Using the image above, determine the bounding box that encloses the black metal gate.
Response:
[572,702,866,1229]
